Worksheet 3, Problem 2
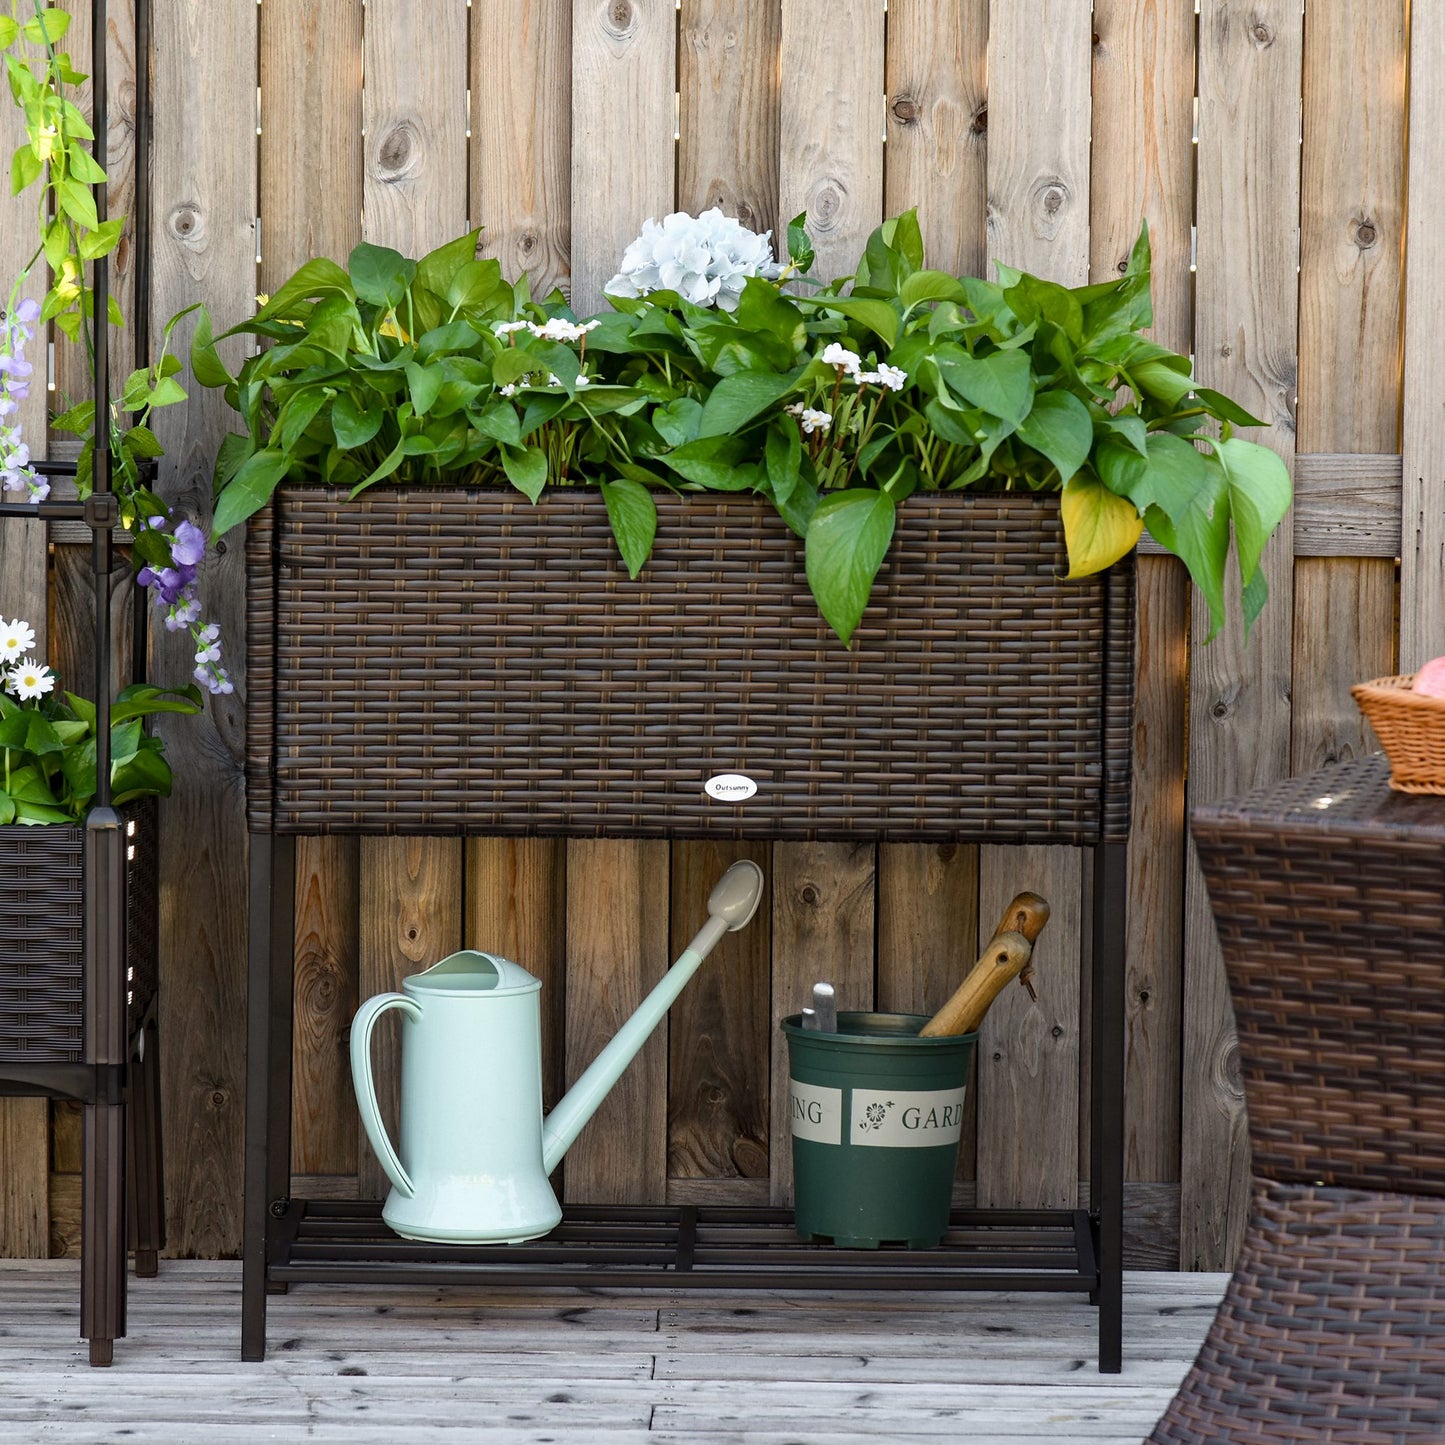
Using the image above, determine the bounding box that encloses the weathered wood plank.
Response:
[289,839,359,1178]
[667,841,771,1182]
[1091,0,1196,1214]
[1293,1,1405,767]
[150,0,258,1258]
[1402,0,1445,667]
[356,839,463,1200]
[679,0,779,237]
[258,0,364,1187]
[354,2,471,1207]
[464,839,567,1115]
[884,0,987,278]
[985,0,1092,285]
[562,839,671,1203]
[769,843,875,1206]
[876,843,980,1181]
[980,0,1091,1217]
[362,0,470,260]
[472,0,571,296]
[570,0,676,313]
[261,0,362,271]
[1182,0,1303,1272]
[0,1099,48,1258]
[779,1,885,282]
[976,847,1082,1209]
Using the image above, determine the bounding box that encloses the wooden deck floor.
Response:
[0,1261,1225,1443]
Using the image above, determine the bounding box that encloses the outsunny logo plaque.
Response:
[704,773,758,802]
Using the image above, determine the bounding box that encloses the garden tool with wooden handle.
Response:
[918,891,1051,1038]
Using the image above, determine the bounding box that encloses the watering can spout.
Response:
[540,860,765,1173]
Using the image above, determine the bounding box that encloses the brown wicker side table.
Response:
[1149,754,1445,1443]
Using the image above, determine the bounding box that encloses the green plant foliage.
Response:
[202,211,1292,645]
[0,681,201,825]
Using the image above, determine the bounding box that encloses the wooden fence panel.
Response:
[1181,0,1303,1272]
[1090,0,1196,1211]
[570,0,676,314]
[473,0,572,297]
[1402,2,1445,669]
[8,0,1436,1271]
[779,0,884,283]
[257,0,364,1190]
[1292,0,1405,767]
[979,0,1091,1213]
[883,0,987,280]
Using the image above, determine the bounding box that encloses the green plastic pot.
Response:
[782,1011,976,1249]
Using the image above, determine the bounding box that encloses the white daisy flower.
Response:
[0,617,36,661]
[799,408,833,435]
[7,657,54,699]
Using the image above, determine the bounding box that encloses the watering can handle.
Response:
[350,992,421,1199]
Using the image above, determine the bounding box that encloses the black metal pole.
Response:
[80,0,128,1368]
[130,0,151,685]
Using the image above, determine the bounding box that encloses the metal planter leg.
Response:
[242,834,295,1362]
[1091,839,1127,1373]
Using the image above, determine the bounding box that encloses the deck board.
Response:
[0,1261,1222,1442]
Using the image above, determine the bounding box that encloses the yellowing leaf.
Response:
[1061,473,1143,578]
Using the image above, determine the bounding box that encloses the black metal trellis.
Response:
[0,0,160,1369]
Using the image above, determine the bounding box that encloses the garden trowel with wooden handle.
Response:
[918,891,1051,1038]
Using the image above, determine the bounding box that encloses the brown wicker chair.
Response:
[1149,754,1445,1443]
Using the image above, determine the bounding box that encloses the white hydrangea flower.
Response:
[498,383,519,398]
[799,409,833,435]
[0,617,36,661]
[821,343,862,376]
[494,321,531,337]
[605,208,782,313]
[7,657,54,699]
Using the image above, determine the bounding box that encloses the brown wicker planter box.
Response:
[245,487,1134,843]
[0,800,158,1066]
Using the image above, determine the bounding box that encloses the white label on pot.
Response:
[850,1087,968,1148]
[788,1080,842,1144]
[704,773,758,802]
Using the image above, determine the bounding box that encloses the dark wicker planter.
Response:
[245,487,1134,843]
[0,799,158,1066]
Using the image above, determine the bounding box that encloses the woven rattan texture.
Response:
[245,488,1134,842]
[1352,674,1445,794]
[0,806,159,1065]
[1147,1181,1445,1444]
[0,824,84,1062]
[1192,755,1445,1195]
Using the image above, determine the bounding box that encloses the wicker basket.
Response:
[245,487,1136,844]
[0,800,158,1066]
[1351,674,1445,794]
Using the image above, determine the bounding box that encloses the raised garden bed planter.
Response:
[245,487,1134,844]
[242,482,1135,1371]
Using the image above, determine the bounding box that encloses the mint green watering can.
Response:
[350,860,764,1243]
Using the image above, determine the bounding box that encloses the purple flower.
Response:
[14,298,40,325]
[170,520,207,567]
[138,563,197,607]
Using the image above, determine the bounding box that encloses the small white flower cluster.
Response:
[0,618,55,701]
[497,372,591,399]
[494,318,601,344]
[0,297,48,503]
[786,402,833,435]
[820,344,907,392]
[606,209,782,313]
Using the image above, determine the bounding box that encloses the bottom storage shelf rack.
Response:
[266,1200,1101,1293]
